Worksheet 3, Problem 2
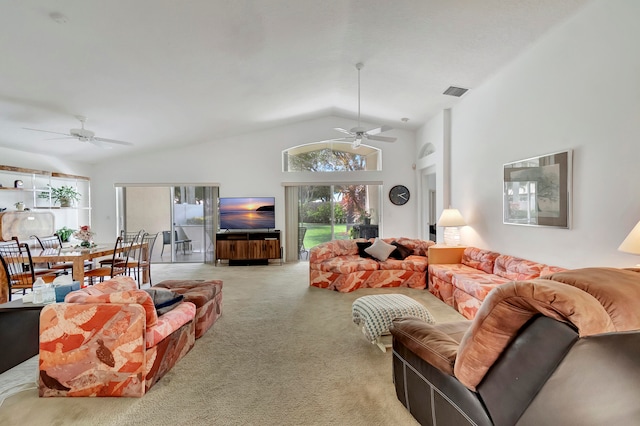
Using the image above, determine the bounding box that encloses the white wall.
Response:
[0,147,90,178]
[422,0,640,268]
[89,115,418,247]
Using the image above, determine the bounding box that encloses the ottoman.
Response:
[352,294,434,352]
[155,279,223,339]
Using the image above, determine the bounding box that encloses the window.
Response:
[283,142,381,172]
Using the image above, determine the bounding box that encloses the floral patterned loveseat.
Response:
[39,276,197,397]
[428,247,566,319]
[309,238,435,293]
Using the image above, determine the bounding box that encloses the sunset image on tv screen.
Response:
[219,197,275,229]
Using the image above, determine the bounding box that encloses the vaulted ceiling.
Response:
[0,0,589,162]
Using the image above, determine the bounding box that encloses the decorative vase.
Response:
[80,241,92,248]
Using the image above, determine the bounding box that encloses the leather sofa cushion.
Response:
[391,318,470,375]
[454,279,614,391]
[544,267,640,331]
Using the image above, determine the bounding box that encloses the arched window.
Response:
[419,143,436,158]
[282,141,382,261]
[282,142,381,172]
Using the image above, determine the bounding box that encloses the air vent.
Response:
[443,86,469,97]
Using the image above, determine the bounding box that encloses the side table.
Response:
[428,244,466,264]
[0,299,44,374]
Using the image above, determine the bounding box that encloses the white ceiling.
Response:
[0,0,589,163]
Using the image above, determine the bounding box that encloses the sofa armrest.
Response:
[390,317,469,375]
[39,303,147,397]
[146,301,196,348]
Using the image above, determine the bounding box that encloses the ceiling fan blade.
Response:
[366,135,397,143]
[45,136,76,140]
[23,127,72,137]
[366,125,393,135]
[88,139,113,149]
[93,137,134,146]
[333,127,353,136]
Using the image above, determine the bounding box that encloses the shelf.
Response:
[0,164,91,231]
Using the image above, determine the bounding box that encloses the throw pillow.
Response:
[356,241,373,258]
[145,288,184,315]
[390,241,413,260]
[364,238,396,262]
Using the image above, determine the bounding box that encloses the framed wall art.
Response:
[503,150,572,228]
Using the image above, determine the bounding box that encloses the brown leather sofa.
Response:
[390,267,640,425]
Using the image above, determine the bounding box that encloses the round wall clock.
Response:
[389,185,410,206]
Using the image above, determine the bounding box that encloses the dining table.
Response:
[29,242,147,285]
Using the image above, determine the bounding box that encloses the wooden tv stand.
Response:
[216,231,282,266]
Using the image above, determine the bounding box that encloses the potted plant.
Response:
[14,201,25,211]
[49,185,81,207]
[56,226,75,243]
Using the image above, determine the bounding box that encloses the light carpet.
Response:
[0,262,465,425]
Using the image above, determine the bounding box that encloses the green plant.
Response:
[56,226,75,242]
[48,185,81,207]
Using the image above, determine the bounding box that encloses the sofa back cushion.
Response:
[493,255,546,280]
[65,288,158,327]
[454,278,614,391]
[309,239,359,262]
[461,247,500,274]
[381,238,434,257]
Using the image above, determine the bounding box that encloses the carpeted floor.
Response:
[0,262,464,425]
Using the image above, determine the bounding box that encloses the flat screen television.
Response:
[219,197,275,230]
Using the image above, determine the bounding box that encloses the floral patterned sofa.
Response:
[428,247,566,319]
[309,238,435,293]
[39,276,197,397]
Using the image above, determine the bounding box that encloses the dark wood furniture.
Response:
[0,298,43,373]
[353,224,379,239]
[216,231,281,265]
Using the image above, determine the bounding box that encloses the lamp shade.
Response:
[437,209,467,227]
[619,221,640,255]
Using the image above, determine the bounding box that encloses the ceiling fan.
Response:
[332,62,397,149]
[24,115,133,148]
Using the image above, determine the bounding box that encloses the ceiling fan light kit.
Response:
[332,62,397,149]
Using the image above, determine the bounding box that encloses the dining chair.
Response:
[132,231,159,288]
[0,240,58,301]
[32,234,73,273]
[84,237,128,286]
[160,230,192,256]
[98,229,142,269]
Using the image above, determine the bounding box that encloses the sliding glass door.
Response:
[116,185,217,264]
[297,184,380,258]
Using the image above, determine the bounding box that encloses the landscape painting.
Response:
[503,150,572,228]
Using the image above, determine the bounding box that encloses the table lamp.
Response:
[618,220,640,260]
[437,208,467,246]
